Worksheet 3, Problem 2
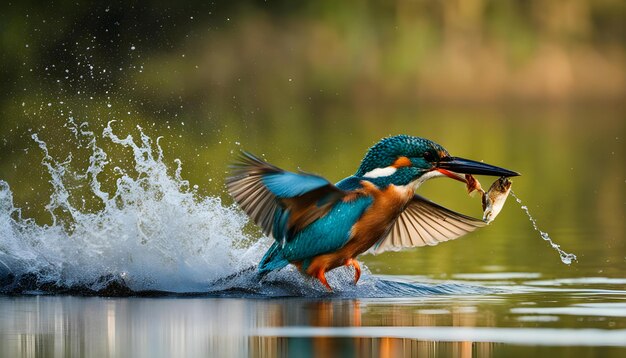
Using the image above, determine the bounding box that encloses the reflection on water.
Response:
[1,275,625,357]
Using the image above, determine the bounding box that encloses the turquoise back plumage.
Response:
[287,196,371,262]
[259,193,373,273]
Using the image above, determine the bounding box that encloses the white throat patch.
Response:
[363,166,397,178]
[412,169,446,188]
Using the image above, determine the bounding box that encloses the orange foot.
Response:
[314,268,333,291]
[345,258,361,284]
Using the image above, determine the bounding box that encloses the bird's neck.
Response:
[339,169,443,192]
[358,170,440,190]
[411,169,446,187]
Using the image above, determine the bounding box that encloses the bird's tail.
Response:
[258,241,290,274]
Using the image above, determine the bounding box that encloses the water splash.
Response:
[0,120,263,293]
[510,191,577,265]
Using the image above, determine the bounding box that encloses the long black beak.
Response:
[438,156,520,177]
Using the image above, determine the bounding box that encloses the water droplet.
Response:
[511,191,577,265]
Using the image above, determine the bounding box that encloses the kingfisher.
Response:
[226,135,519,290]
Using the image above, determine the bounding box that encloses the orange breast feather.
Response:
[341,181,413,257]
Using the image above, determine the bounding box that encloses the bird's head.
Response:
[355,135,519,187]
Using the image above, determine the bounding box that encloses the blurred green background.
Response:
[0,0,624,277]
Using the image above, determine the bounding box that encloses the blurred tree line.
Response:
[1,0,624,113]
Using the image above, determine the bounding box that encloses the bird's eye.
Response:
[423,151,434,161]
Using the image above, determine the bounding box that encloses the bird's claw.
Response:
[345,258,361,284]
[314,269,333,291]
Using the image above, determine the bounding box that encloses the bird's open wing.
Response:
[226,151,345,241]
[367,194,486,255]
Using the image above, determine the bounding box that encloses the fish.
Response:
[442,172,512,223]
[481,176,512,223]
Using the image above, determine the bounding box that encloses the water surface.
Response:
[1,272,625,357]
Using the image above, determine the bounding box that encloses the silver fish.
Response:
[482,177,512,223]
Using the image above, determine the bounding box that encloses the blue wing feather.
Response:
[227,152,345,240]
[272,206,290,243]
[262,171,330,198]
